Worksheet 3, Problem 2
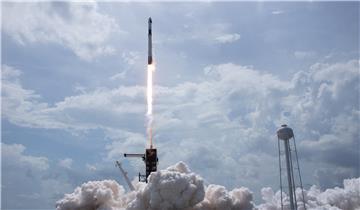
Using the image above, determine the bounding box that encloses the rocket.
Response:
[148,17,153,65]
[122,17,158,183]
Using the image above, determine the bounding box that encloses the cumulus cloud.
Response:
[56,162,360,210]
[291,60,359,164]
[314,167,357,189]
[2,65,63,129]
[2,59,359,194]
[2,65,145,131]
[2,2,119,61]
[2,143,49,171]
[1,143,76,208]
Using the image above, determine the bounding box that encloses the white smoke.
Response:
[55,180,127,210]
[258,177,360,210]
[195,185,253,210]
[56,162,359,210]
[126,162,205,210]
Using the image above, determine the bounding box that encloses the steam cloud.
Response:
[56,162,360,210]
[258,177,360,210]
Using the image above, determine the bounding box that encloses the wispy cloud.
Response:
[58,158,73,169]
[215,33,241,44]
[86,164,97,171]
[162,21,241,45]
[294,50,317,59]
[271,10,284,15]
[110,71,127,81]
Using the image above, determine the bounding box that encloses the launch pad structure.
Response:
[115,161,135,191]
[124,148,158,183]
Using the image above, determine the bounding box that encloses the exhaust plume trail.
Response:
[147,64,155,148]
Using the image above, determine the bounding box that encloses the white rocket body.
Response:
[148,17,153,65]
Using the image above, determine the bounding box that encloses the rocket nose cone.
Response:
[149,17,152,23]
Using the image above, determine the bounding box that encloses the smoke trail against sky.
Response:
[147,64,155,148]
[56,162,360,210]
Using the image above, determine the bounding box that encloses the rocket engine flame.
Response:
[147,64,154,116]
[147,64,155,148]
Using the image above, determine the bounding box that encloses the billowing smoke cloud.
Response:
[56,162,254,210]
[195,185,253,210]
[55,180,127,210]
[127,162,203,210]
[56,162,359,210]
[257,177,360,210]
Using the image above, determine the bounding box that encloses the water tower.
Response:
[277,124,306,210]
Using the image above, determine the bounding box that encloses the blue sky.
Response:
[1,2,359,209]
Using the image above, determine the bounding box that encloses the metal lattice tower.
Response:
[277,124,306,210]
[115,161,135,191]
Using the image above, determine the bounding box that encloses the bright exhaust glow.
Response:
[147,64,155,148]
